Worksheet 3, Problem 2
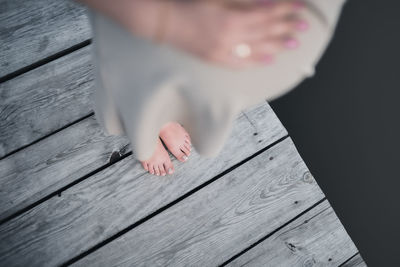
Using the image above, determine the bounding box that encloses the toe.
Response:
[184,143,191,152]
[181,146,190,157]
[185,135,191,144]
[181,153,188,162]
[141,161,149,171]
[171,148,186,162]
[155,165,160,176]
[148,164,155,175]
[159,165,166,176]
[164,162,174,175]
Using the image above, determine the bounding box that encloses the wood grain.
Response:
[0,46,93,158]
[0,102,287,267]
[73,138,324,267]
[341,254,367,267]
[0,0,90,78]
[0,115,129,222]
[227,200,358,266]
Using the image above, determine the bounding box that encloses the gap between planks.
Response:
[69,137,325,267]
[224,199,359,266]
[0,101,285,224]
[0,0,90,79]
[0,102,288,267]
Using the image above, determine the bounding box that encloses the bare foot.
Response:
[141,137,175,176]
[159,122,192,162]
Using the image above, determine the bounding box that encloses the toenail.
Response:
[183,155,188,161]
[168,168,174,174]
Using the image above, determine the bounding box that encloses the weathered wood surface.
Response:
[227,200,358,266]
[0,102,287,267]
[0,115,129,223]
[0,0,90,78]
[73,138,324,267]
[0,46,93,158]
[341,254,367,267]
[0,102,281,223]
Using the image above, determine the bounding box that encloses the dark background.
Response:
[271,0,400,266]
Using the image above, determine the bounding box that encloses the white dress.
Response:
[88,0,347,161]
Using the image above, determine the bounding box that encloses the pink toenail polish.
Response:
[295,20,309,31]
[284,38,299,49]
[293,1,304,10]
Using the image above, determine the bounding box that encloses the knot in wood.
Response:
[302,171,314,184]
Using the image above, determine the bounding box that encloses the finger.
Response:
[239,17,297,42]
[248,36,300,63]
[249,37,284,60]
[262,1,303,20]
[218,47,258,69]
[236,1,303,26]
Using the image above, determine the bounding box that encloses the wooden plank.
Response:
[0,101,279,223]
[0,0,90,78]
[0,102,287,267]
[72,138,325,267]
[227,200,358,266]
[341,254,367,267]
[0,115,129,223]
[0,102,278,222]
[0,46,93,158]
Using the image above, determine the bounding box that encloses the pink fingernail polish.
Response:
[293,1,305,10]
[263,55,274,64]
[295,20,309,31]
[284,38,299,49]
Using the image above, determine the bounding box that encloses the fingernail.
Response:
[284,38,299,49]
[263,54,274,64]
[183,155,188,161]
[295,20,309,31]
[168,168,174,174]
[293,1,304,10]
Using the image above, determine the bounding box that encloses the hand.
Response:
[164,0,309,69]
